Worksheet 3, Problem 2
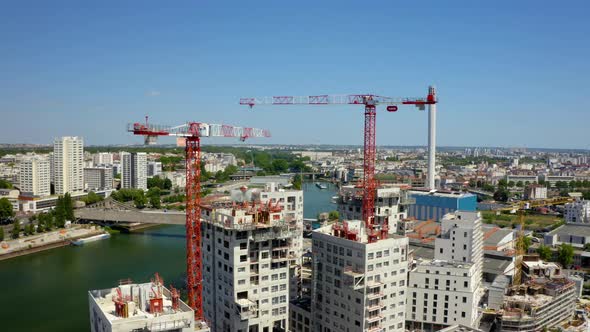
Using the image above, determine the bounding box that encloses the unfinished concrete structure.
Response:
[201,187,302,332]
[337,184,414,235]
[88,275,208,332]
[312,220,410,332]
[498,258,577,331]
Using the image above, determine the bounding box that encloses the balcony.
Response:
[236,298,258,320]
[366,314,383,324]
[366,291,383,300]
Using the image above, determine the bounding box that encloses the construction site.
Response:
[99,85,582,332]
[88,274,209,332]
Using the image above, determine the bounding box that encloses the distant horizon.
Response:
[1,142,588,153]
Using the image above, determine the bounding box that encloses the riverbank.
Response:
[0,225,105,261]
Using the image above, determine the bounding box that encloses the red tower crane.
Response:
[241,87,436,242]
[128,118,271,321]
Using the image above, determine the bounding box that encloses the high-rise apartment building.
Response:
[201,188,302,332]
[84,167,113,191]
[53,136,84,195]
[19,155,51,197]
[406,211,484,330]
[120,152,147,190]
[312,220,410,332]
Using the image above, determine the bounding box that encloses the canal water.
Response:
[0,183,337,332]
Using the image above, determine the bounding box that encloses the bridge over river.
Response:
[74,198,185,226]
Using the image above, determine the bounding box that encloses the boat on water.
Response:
[315,182,327,189]
[71,233,110,246]
[331,195,339,203]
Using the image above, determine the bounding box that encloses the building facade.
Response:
[523,184,547,200]
[564,199,590,224]
[19,156,51,197]
[201,197,301,332]
[147,161,162,178]
[408,190,477,222]
[406,211,484,330]
[54,136,84,195]
[312,220,409,332]
[93,152,114,166]
[84,167,114,191]
[338,185,413,235]
[120,152,147,190]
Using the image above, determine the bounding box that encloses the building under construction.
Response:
[498,259,577,332]
[200,185,303,332]
[88,274,209,332]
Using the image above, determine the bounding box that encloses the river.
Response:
[0,182,337,332]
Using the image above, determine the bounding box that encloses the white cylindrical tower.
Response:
[427,86,437,189]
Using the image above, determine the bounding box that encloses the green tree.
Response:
[292,174,302,190]
[271,159,290,173]
[0,179,13,189]
[36,218,45,233]
[507,181,515,188]
[557,244,574,267]
[134,193,147,209]
[83,191,104,205]
[537,245,552,261]
[147,187,161,209]
[328,211,339,221]
[63,193,75,221]
[493,189,509,202]
[0,227,4,241]
[54,196,66,228]
[498,179,508,187]
[516,181,523,187]
[10,219,20,239]
[0,197,15,220]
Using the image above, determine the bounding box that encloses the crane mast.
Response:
[241,87,437,242]
[129,117,270,321]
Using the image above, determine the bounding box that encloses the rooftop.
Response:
[439,325,483,332]
[89,282,192,324]
[548,223,590,237]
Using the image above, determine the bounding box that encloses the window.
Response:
[462,311,466,318]
[240,255,247,262]
[464,281,468,287]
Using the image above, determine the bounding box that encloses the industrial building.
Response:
[88,274,209,332]
[19,155,51,197]
[407,190,476,222]
[337,184,414,235]
[54,136,84,195]
[120,152,147,190]
[498,260,576,331]
[84,167,114,191]
[312,220,409,332]
[200,186,302,332]
[406,211,484,331]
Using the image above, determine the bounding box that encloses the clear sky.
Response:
[1,1,588,149]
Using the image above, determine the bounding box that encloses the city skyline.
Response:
[1,1,589,149]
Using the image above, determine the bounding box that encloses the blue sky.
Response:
[1,1,588,149]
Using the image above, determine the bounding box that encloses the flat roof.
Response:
[89,283,192,324]
[548,223,590,237]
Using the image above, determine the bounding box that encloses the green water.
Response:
[0,184,336,332]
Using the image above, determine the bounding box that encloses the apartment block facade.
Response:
[53,136,84,195]
[19,155,51,197]
[312,220,409,332]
